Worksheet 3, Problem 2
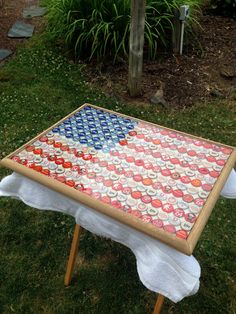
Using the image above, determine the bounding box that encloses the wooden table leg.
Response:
[153,294,165,314]
[64,224,82,286]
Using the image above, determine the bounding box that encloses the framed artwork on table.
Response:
[1,104,236,255]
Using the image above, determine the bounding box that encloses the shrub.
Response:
[43,0,203,62]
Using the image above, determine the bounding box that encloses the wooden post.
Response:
[172,9,181,54]
[64,224,82,286]
[153,294,165,314]
[128,0,146,97]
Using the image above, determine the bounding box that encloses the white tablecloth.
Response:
[0,170,235,302]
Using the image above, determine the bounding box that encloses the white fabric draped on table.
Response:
[0,170,235,302]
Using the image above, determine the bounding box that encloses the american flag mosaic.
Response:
[10,105,233,240]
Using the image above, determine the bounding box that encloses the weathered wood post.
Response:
[172,8,181,54]
[128,0,146,97]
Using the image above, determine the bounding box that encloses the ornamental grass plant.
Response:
[43,0,203,62]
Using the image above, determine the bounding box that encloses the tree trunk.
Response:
[172,8,181,54]
[128,0,146,97]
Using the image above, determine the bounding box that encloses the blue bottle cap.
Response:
[94,144,103,150]
[65,133,73,138]
[52,127,60,133]
[80,138,88,144]
[117,133,125,139]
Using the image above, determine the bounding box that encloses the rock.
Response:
[210,88,225,99]
[150,81,170,108]
[220,67,236,79]
[150,94,169,107]
[22,7,47,18]
[0,49,12,61]
[228,86,236,100]
[8,21,34,38]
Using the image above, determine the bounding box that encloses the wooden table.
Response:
[1,104,236,313]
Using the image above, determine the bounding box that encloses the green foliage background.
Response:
[43,0,202,62]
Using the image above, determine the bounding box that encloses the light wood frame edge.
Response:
[1,103,235,255]
[89,104,235,150]
[187,149,236,252]
[3,103,235,161]
[0,158,190,254]
[3,104,89,159]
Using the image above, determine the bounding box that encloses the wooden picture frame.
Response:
[1,103,236,255]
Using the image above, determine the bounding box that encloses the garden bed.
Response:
[1,2,236,108]
[83,15,236,108]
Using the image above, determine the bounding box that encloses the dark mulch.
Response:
[83,15,236,108]
[0,2,235,108]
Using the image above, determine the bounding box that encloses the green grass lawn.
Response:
[0,39,236,314]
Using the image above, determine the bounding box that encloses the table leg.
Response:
[64,224,82,286]
[153,294,165,314]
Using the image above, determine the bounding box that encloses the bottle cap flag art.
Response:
[1,104,236,255]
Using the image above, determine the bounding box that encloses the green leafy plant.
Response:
[43,0,203,62]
